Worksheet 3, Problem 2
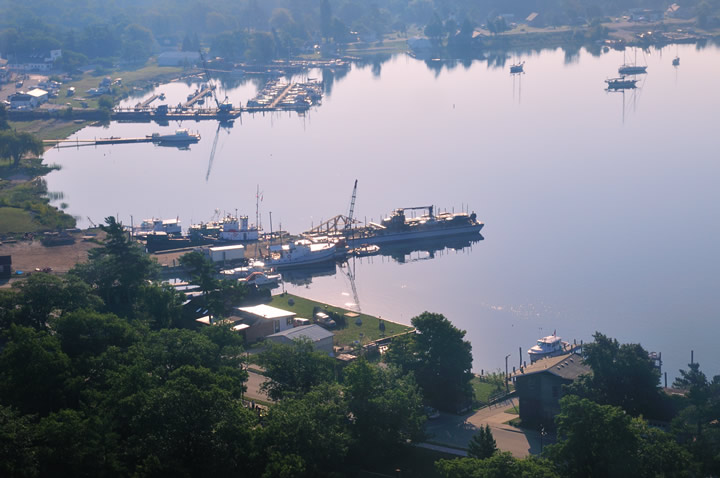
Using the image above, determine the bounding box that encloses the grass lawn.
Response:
[504,405,519,415]
[269,293,413,348]
[0,207,40,234]
[471,376,503,406]
[9,119,88,142]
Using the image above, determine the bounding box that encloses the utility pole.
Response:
[505,354,511,393]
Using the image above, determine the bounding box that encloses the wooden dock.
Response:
[182,86,215,109]
[137,94,160,108]
[44,137,155,148]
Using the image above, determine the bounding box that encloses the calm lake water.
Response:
[45,44,720,379]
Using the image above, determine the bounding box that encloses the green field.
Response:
[0,207,39,234]
[471,376,505,407]
[269,293,413,348]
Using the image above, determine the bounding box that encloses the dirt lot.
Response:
[0,234,100,287]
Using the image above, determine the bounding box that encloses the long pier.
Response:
[44,137,155,148]
[269,83,294,108]
[182,86,215,109]
[137,94,160,108]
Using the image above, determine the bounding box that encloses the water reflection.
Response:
[280,233,483,287]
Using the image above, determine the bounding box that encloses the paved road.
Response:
[424,398,548,458]
[244,370,272,402]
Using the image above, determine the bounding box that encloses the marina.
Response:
[44,44,720,378]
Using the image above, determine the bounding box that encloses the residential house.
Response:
[231,304,296,343]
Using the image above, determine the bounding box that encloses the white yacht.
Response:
[527,333,570,363]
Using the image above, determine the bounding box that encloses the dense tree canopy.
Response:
[385,312,474,411]
[564,331,665,418]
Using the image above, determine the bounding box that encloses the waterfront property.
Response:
[513,353,590,428]
[267,324,334,354]
[232,304,296,343]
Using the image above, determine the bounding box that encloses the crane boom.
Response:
[346,179,358,229]
[198,50,232,113]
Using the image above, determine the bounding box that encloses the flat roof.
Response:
[236,304,296,320]
[209,244,245,252]
[268,324,333,341]
[27,88,48,97]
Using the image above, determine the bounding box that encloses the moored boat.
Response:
[344,206,483,247]
[527,332,571,363]
[266,240,336,269]
[238,271,281,287]
[151,129,200,144]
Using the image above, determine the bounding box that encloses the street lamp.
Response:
[505,354,511,393]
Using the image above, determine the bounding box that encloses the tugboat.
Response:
[527,332,570,363]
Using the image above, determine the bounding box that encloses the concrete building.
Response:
[267,324,334,354]
[513,353,591,429]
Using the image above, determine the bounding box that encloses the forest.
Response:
[1,0,718,67]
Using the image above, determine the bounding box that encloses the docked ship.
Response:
[527,332,571,363]
[150,129,200,145]
[266,240,336,269]
[188,213,260,242]
[133,217,182,237]
[344,206,483,246]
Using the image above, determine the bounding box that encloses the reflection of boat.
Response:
[279,260,337,286]
[527,332,571,363]
[672,56,680,66]
[376,232,483,264]
[605,77,637,90]
[510,61,524,74]
[151,129,200,144]
[266,240,336,269]
[346,206,483,246]
[350,244,380,257]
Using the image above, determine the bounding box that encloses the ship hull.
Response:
[346,223,483,247]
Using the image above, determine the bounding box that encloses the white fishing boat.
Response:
[266,240,336,269]
[219,260,268,278]
[527,332,571,363]
[238,271,281,287]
